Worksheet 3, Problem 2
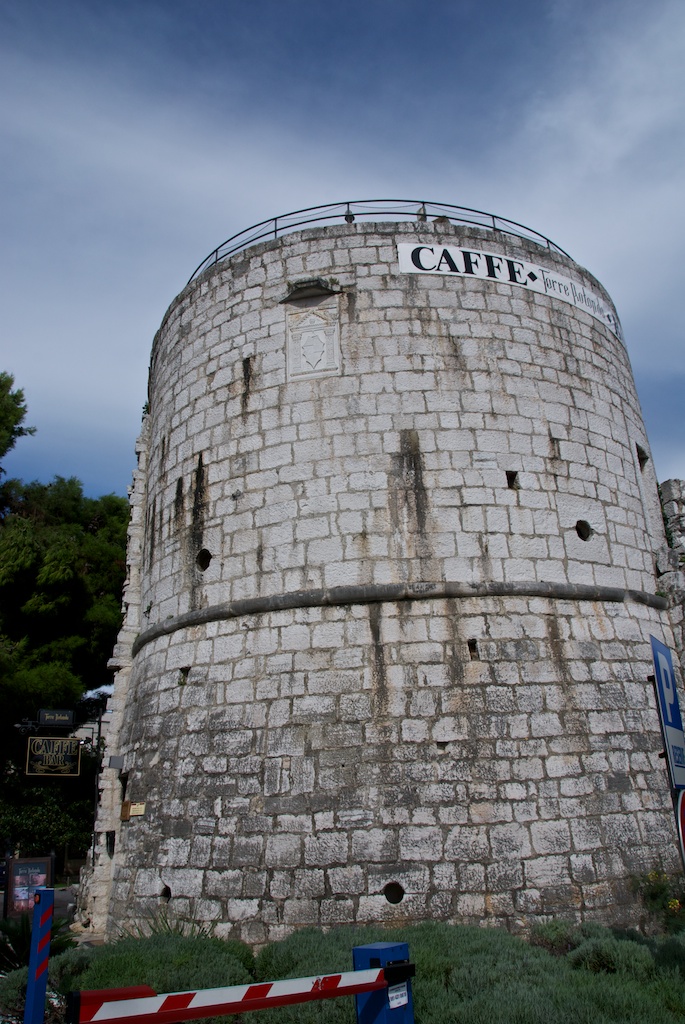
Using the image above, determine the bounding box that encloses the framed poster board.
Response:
[3,856,54,919]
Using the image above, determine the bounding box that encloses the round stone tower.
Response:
[83,204,682,944]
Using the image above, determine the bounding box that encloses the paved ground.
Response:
[54,885,78,921]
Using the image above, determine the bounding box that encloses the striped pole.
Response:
[68,967,388,1024]
[24,887,54,1024]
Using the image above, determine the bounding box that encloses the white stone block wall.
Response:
[658,479,685,677]
[81,221,684,943]
[78,421,149,932]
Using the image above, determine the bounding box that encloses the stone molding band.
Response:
[131,581,669,657]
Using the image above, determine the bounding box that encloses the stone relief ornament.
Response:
[286,303,341,380]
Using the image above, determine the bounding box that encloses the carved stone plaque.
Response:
[286,303,341,381]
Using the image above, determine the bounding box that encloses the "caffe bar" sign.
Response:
[26,737,81,776]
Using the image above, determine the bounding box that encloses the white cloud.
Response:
[484,2,685,370]
[2,0,684,488]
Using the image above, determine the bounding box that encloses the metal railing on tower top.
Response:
[186,199,571,284]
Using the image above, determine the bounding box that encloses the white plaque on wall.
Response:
[286,303,341,381]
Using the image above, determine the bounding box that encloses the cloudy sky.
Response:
[2,0,684,496]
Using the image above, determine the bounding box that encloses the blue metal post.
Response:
[353,942,415,1024]
[24,887,54,1024]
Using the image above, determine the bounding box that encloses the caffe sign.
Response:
[397,242,622,340]
[26,737,81,777]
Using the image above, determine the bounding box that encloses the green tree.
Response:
[0,376,128,865]
[0,372,34,472]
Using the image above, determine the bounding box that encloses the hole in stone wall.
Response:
[119,772,129,802]
[436,741,448,750]
[506,471,520,490]
[105,831,116,858]
[575,520,593,541]
[179,666,191,686]
[161,885,172,903]
[196,548,212,571]
[383,882,405,904]
[468,639,480,661]
[636,443,649,471]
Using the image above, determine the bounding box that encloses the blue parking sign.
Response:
[651,635,685,790]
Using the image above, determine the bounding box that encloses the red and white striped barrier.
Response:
[68,967,388,1024]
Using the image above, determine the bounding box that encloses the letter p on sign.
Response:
[659,652,677,725]
[650,634,685,790]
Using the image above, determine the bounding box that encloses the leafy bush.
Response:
[214,937,255,980]
[75,933,253,994]
[119,908,255,978]
[653,933,685,976]
[256,925,388,983]
[568,936,656,982]
[120,907,216,941]
[529,919,582,956]
[610,927,655,950]
[48,945,98,994]
[0,913,75,972]
[0,961,71,1024]
[0,965,28,1021]
[5,921,685,1024]
[0,933,252,1024]
[251,921,679,1024]
[633,870,685,932]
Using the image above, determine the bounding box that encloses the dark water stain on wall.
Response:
[174,477,184,527]
[445,598,465,688]
[368,603,387,717]
[241,357,252,415]
[389,429,433,567]
[399,428,428,534]
[146,496,156,570]
[256,541,263,575]
[545,612,565,684]
[189,453,207,610]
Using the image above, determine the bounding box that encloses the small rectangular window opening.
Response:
[636,444,649,471]
[467,639,480,661]
[506,471,520,490]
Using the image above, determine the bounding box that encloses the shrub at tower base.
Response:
[4,923,685,1024]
